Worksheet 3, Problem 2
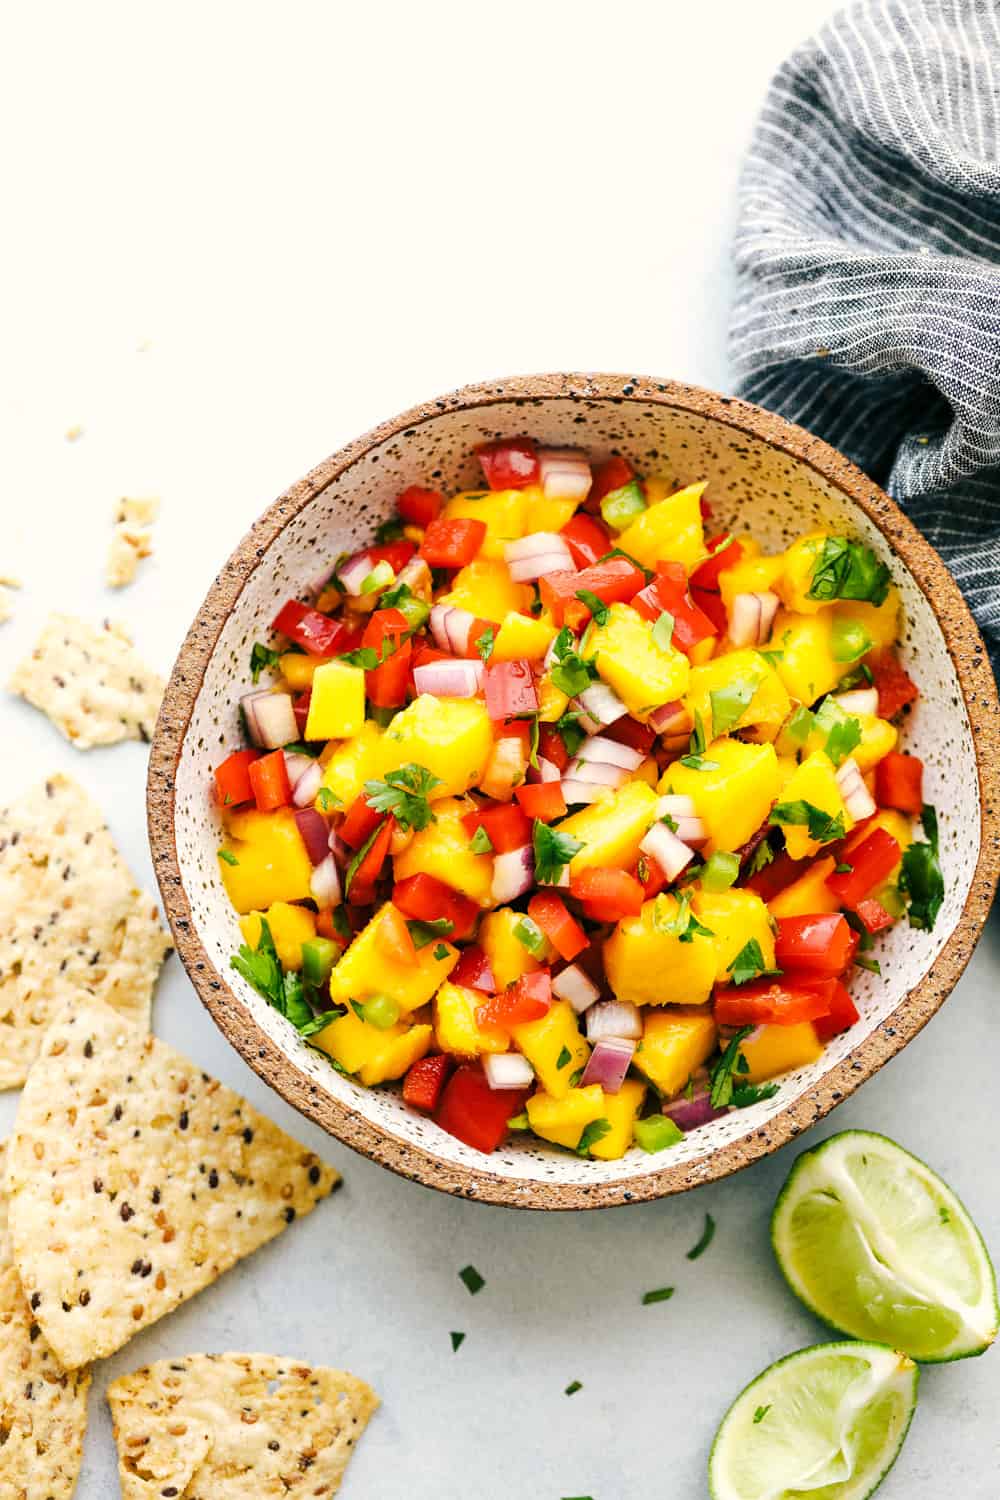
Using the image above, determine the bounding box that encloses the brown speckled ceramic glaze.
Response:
[148,374,1000,1210]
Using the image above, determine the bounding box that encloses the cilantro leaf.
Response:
[549,627,595,698]
[689,707,707,756]
[374,517,406,543]
[807,536,891,606]
[406,917,454,949]
[218,848,238,866]
[575,590,609,626]
[433,942,450,960]
[469,824,494,854]
[344,823,382,897]
[731,1081,780,1108]
[784,704,815,743]
[339,645,381,670]
[529,715,540,770]
[556,1045,572,1070]
[364,763,442,831]
[555,710,586,758]
[250,642,281,683]
[709,1026,754,1108]
[746,838,776,876]
[813,697,862,767]
[297,1008,344,1038]
[476,626,495,662]
[727,938,780,987]
[316,786,341,811]
[757,648,784,668]
[899,804,944,931]
[770,799,846,844]
[652,612,675,651]
[533,820,583,885]
[653,890,714,944]
[576,1118,612,1157]
[686,1213,716,1260]
[710,678,757,738]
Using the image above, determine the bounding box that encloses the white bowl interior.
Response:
[173,396,978,1189]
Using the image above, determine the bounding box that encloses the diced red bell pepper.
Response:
[690,534,745,593]
[316,908,350,948]
[537,724,571,772]
[419,516,487,568]
[434,1064,529,1153]
[376,903,417,965]
[340,793,384,850]
[560,512,613,567]
[690,585,728,634]
[476,438,539,491]
[774,914,857,979]
[826,829,902,908]
[527,893,588,962]
[361,607,411,708]
[411,641,453,669]
[271,599,349,657]
[403,1052,452,1111]
[214,747,261,807]
[867,649,919,719]
[569,867,645,922]
[715,977,836,1027]
[365,539,417,572]
[248,749,292,812]
[854,897,895,935]
[459,618,497,661]
[397,485,443,527]
[391,871,480,940]
[484,659,538,720]
[632,563,717,655]
[587,456,634,511]
[744,848,806,902]
[476,971,552,1031]
[461,801,532,854]
[539,557,647,624]
[602,716,656,755]
[450,945,495,992]
[515,781,567,822]
[812,980,860,1042]
[346,816,394,901]
[875,752,924,817]
[636,853,668,900]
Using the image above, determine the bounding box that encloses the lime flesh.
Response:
[772,1131,997,1362]
[709,1340,918,1500]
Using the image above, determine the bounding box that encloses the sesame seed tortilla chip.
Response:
[108,1353,378,1499]
[9,612,164,748]
[6,997,340,1369]
[0,1141,91,1499]
[0,774,171,1089]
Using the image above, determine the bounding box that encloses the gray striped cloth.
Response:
[730,0,1000,656]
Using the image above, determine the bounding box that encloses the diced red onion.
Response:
[575,682,627,727]
[309,852,342,908]
[328,828,352,869]
[491,845,534,903]
[506,532,572,563]
[575,735,645,771]
[560,779,609,806]
[586,999,643,1043]
[566,757,629,789]
[834,687,879,717]
[551,964,600,1013]
[508,550,575,583]
[639,821,696,881]
[283,751,314,787]
[240,689,273,747]
[581,1037,635,1094]
[253,692,298,750]
[728,590,781,648]
[413,659,482,698]
[429,603,478,655]
[835,756,876,822]
[396,555,433,601]
[483,1053,535,1090]
[648,699,691,736]
[663,1090,730,1132]
[527,755,562,785]
[537,448,593,501]
[294,807,331,865]
[338,551,376,596]
[654,794,707,846]
[292,760,324,809]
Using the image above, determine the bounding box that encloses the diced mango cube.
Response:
[768,857,840,919]
[492,611,557,661]
[845,807,911,854]
[360,1024,433,1086]
[381,696,494,797]
[319,721,384,809]
[393,797,494,906]
[479,908,542,988]
[280,652,326,691]
[537,674,570,722]
[773,750,852,860]
[589,1078,647,1160]
[526,1084,605,1149]
[851,713,899,773]
[685,649,790,740]
[632,1008,717,1096]
[329,901,458,1014]
[218,808,314,914]
[239,901,317,970]
[770,610,843,706]
[616,481,706,570]
[776,532,829,614]
[304,660,365,741]
[720,552,786,612]
[692,888,775,984]
[312,1004,408,1076]
[661,740,781,855]
[530,490,579,533]
[739,1022,823,1084]
[603,897,717,1007]
[833,587,901,651]
[511,999,590,1099]
[589,603,690,718]
[433,981,508,1057]
[442,489,529,561]
[557,779,658,876]
[439,556,532,620]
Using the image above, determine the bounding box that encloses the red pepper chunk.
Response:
[715,977,836,1027]
[403,1053,452,1111]
[826,829,902,908]
[774,914,857,979]
[391,872,480,940]
[340,793,384,850]
[537,724,570,773]
[602,716,656,755]
[248,749,292,812]
[346,817,394,902]
[214,748,260,807]
[690,534,745,592]
[854,897,895,935]
[450,945,495,992]
[271,599,349,657]
[461,801,532,854]
[476,971,552,1031]
[483,660,538,720]
[813,980,860,1042]
[875,752,924,817]
[515,781,567,822]
[527,893,588,962]
[361,607,411,708]
[365,539,417,572]
[476,438,539,491]
[867,649,919,719]
[539,557,647,624]
[419,516,487,568]
[588,456,634,509]
[396,485,443,527]
[569,867,645,923]
[632,562,717,655]
[434,1065,529,1153]
[744,849,807,903]
[560,513,613,567]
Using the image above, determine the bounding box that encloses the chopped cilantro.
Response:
[727,938,780,987]
[217,848,238,866]
[899,804,945,931]
[550,627,595,698]
[710,678,756,737]
[814,697,862,766]
[476,626,495,662]
[753,1405,771,1424]
[556,1045,573,1070]
[565,1380,583,1396]
[731,1081,780,1107]
[807,536,891,606]
[459,1265,485,1295]
[641,1286,675,1305]
[770,799,846,844]
[374,517,406,543]
[746,838,776,876]
[555,710,586,758]
[568,1066,586,1088]
[470,824,494,854]
[834,861,853,874]
[785,704,815,743]
[680,707,719,770]
[450,1331,466,1352]
[250,641,281,682]
[316,786,341,811]
[230,918,337,1035]
[709,1026,754,1108]
[854,955,882,975]
[595,546,654,581]
[432,942,450,961]
[364,763,441,831]
[528,715,540,770]
[757,648,784,668]
[575,589,610,625]
[533,820,583,885]
[653,889,714,943]
[576,1118,611,1156]
[406,917,455,949]
[686,1213,716,1260]
[343,823,382,897]
[652,612,676,651]
[830,615,873,663]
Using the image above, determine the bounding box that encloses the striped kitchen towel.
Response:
[730,0,1000,656]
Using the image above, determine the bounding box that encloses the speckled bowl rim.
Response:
[148,372,1000,1210]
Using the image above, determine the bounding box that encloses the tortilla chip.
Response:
[0,774,171,1089]
[6,997,340,1369]
[0,1141,91,1498]
[9,612,164,748]
[115,497,160,527]
[108,1353,378,1499]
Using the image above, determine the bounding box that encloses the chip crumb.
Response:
[65,424,84,441]
[106,497,159,589]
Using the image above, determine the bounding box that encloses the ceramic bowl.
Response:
[148,373,1000,1209]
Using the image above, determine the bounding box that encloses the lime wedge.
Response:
[709,1341,918,1500]
[772,1131,997,1362]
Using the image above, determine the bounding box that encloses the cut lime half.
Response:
[772,1130,997,1362]
[709,1341,917,1500]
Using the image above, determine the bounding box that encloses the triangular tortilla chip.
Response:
[0,774,171,1088]
[0,1141,91,1497]
[6,997,340,1369]
[108,1353,378,1499]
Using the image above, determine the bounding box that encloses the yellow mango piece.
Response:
[692,888,775,985]
[279,652,326,691]
[685,649,790,739]
[537,674,570,722]
[239,901,316,970]
[719,552,786,612]
[442,489,529,560]
[603,897,717,1007]
[492,611,557,662]
[617,481,706,570]
[480,908,542,988]
[529,489,579,533]
[439,556,531,620]
[739,1022,823,1084]
[589,603,689,719]
[319,721,384,809]
[329,901,458,1014]
[526,1084,605,1150]
[774,749,853,860]
[768,857,840,919]
[852,713,899,773]
[433,981,508,1057]
[833,587,901,651]
[662,740,781,855]
[634,756,659,788]
[633,1008,717,1096]
[776,754,799,789]
[770,610,843,706]
[312,1004,409,1076]
[589,1078,647,1161]
[776,531,830,614]
[381,696,494,797]
[846,807,912,854]
[360,1024,433,1086]
[393,797,494,906]
[218,808,314,914]
[557,779,658,876]
[511,999,590,1099]
[304,660,365,741]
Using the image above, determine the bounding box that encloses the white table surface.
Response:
[2,3,997,1494]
